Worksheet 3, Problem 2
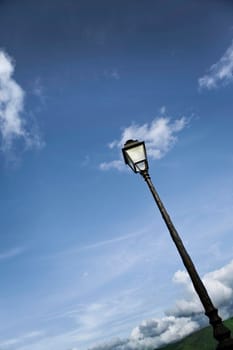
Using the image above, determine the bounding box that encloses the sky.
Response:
[0,0,233,349]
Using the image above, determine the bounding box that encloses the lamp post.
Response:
[122,139,233,350]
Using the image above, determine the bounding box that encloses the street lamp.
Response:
[122,139,233,350]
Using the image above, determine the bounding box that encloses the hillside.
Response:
[158,317,233,350]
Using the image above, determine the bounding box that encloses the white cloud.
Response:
[0,50,43,153]
[130,316,199,349]
[7,260,233,350]
[100,117,188,171]
[99,160,125,171]
[172,269,190,285]
[198,40,233,89]
[89,316,199,350]
[87,260,233,350]
[168,260,233,321]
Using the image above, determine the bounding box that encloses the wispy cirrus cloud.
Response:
[0,50,44,153]
[5,259,233,350]
[198,40,233,90]
[100,116,188,171]
[0,246,25,260]
[0,330,44,348]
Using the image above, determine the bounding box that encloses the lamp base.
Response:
[216,339,233,350]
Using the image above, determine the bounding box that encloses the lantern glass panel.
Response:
[126,154,136,172]
[135,161,147,172]
[125,144,146,164]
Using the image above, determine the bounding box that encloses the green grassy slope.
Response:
[158,318,233,350]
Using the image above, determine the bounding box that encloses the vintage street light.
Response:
[122,139,233,350]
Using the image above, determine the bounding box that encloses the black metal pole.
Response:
[141,170,233,349]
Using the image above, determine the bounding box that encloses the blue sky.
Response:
[1,1,233,349]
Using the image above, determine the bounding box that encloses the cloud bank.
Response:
[88,260,233,350]
[100,116,188,171]
[5,260,233,350]
[198,40,233,90]
[0,50,43,153]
